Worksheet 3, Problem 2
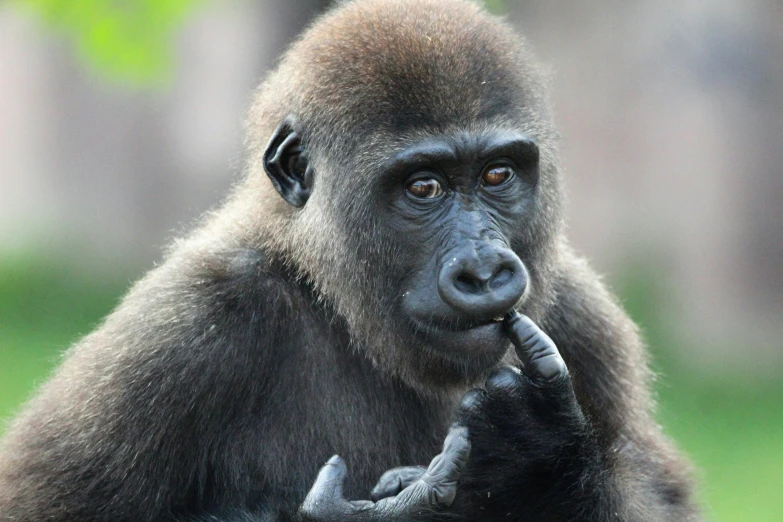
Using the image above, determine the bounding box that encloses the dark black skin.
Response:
[264,121,313,208]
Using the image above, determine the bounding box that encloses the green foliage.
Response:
[482,0,508,14]
[13,0,203,84]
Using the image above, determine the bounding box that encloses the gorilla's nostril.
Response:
[455,274,482,294]
[489,267,513,290]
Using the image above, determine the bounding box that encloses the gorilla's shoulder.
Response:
[119,243,309,330]
[160,243,279,287]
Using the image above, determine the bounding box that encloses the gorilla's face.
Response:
[264,123,547,387]
[255,0,563,388]
[381,130,539,365]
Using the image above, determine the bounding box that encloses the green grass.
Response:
[0,257,781,521]
[0,257,128,422]
[657,379,783,520]
[617,263,783,521]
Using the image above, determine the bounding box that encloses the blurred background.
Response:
[0,0,781,519]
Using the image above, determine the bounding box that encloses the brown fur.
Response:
[0,1,700,520]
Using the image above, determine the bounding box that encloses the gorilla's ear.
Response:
[263,119,312,207]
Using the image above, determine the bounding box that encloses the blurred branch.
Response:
[11,0,206,85]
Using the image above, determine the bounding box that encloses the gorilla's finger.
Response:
[503,311,568,382]
[415,424,470,507]
[370,466,426,502]
[485,365,524,397]
[300,455,351,518]
[424,425,470,479]
[459,388,488,413]
[388,426,470,511]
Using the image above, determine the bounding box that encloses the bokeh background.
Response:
[1,0,782,519]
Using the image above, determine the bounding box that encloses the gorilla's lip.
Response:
[408,313,505,334]
[407,316,508,357]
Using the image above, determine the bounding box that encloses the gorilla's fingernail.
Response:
[448,424,469,439]
[487,366,520,390]
[459,389,485,411]
[504,310,521,323]
[502,311,522,341]
[326,455,342,465]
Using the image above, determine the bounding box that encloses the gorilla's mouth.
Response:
[411,314,504,334]
[445,317,503,332]
[407,315,509,359]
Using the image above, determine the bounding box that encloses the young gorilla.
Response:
[0,0,701,520]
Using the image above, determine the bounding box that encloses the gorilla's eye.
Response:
[406,178,444,199]
[482,166,514,186]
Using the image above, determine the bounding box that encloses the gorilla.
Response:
[0,0,701,520]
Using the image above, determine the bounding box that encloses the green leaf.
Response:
[12,0,205,85]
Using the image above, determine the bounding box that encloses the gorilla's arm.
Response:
[0,249,468,522]
[0,250,288,521]
[454,256,701,521]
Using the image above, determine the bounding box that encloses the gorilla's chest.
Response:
[232,335,458,503]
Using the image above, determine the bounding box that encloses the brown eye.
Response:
[406,178,443,199]
[482,166,514,186]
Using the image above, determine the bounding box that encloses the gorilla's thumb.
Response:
[303,455,348,507]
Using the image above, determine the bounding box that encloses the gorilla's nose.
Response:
[437,245,527,319]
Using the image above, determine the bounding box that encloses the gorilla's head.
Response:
[246,0,564,390]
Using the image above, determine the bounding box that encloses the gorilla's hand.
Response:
[456,311,599,516]
[299,425,470,521]
[370,466,427,502]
